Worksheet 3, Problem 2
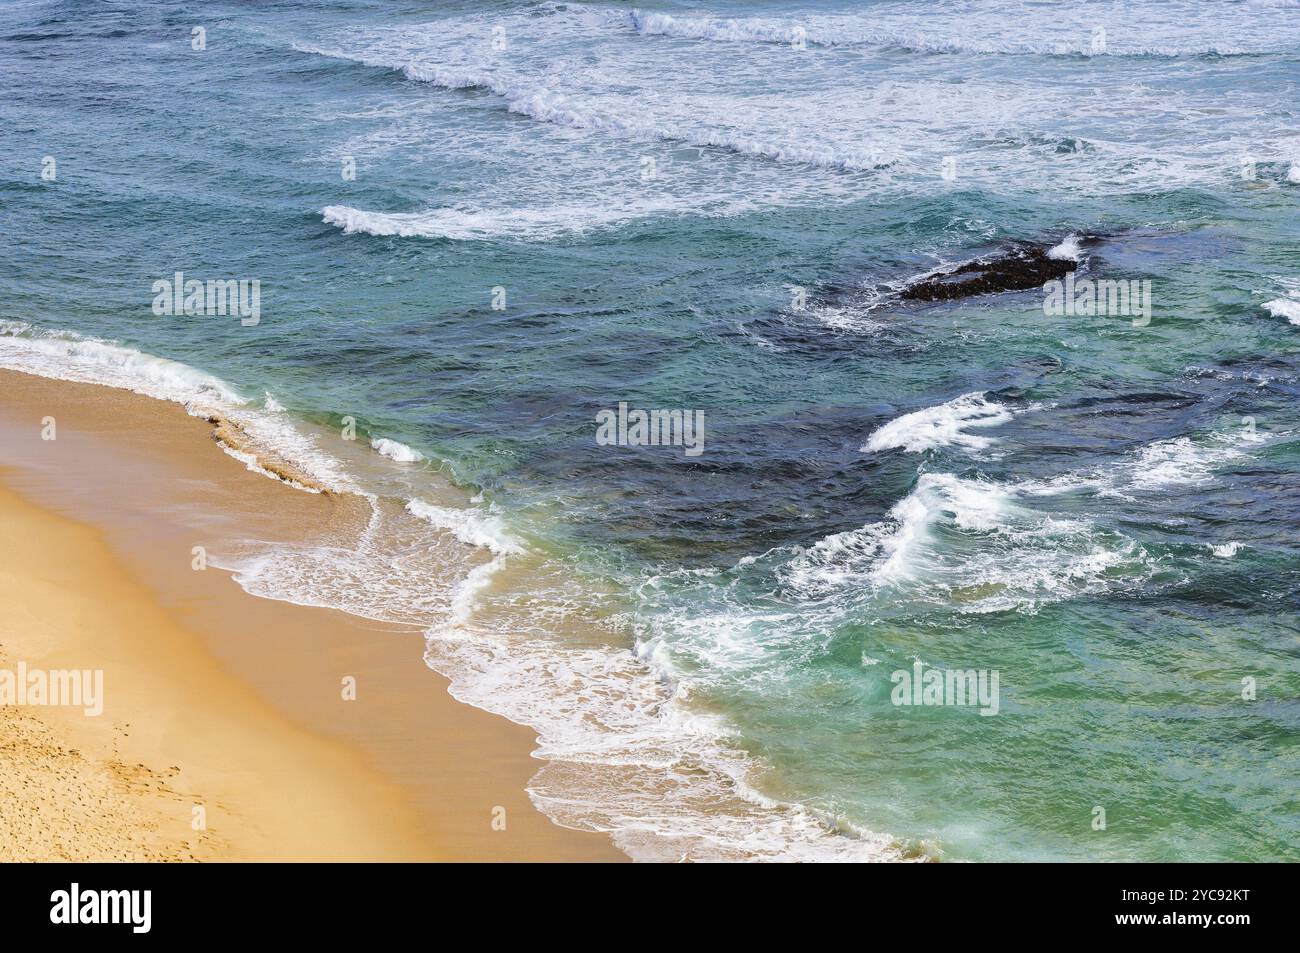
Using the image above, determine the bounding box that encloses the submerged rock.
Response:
[205,414,329,493]
[899,239,1096,302]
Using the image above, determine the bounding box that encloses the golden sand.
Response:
[0,369,622,862]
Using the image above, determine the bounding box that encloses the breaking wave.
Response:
[861,392,1014,453]
[297,43,888,174]
[1262,277,1300,326]
[626,9,1257,57]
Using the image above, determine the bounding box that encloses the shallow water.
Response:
[2,0,1298,860]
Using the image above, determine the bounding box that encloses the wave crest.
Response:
[627,9,1255,56]
[298,44,886,174]
[861,392,1014,453]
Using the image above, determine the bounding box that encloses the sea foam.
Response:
[0,320,353,493]
[785,471,1150,615]
[299,44,886,175]
[1047,234,1085,261]
[626,8,1255,56]
[1264,298,1300,325]
[371,437,425,463]
[861,392,1014,453]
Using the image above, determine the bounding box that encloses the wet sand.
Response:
[0,369,623,862]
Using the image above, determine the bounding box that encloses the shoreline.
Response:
[0,368,623,862]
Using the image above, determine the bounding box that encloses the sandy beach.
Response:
[0,369,622,862]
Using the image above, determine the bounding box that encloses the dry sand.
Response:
[0,369,623,862]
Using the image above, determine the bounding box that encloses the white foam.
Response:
[631,10,819,46]
[323,200,687,242]
[217,494,467,627]
[292,43,497,90]
[798,430,1268,610]
[1126,435,1249,490]
[403,506,911,860]
[785,472,1149,615]
[0,319,244,409]
[300,44,886,174]
[427,632,907,862]
[1263,298,1300,325]
[625,8,1255,56]
[716,426,1270,684]
[861,392,1013,453]
[323,205,427,238]
[290,1,1297,215]
[1261,276,1300,325]
[0,320,353,493]
[371,436,425,463]
[1047,234,1085,262]
[406,498,523,555]
[507,84,886,171]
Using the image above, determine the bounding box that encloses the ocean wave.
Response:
[507,84,886,169]
[406,498,522,556]
[370,436,425,463]
[861,392,1014,453]
[1262,277,1300,325]
[785,472,1151,615]
[630,10,826,46]
[322,201,685,241]
[405,506,913,860]
[0,319,364,494]
[1124,434,1255,490]
[793,425,1269,613]
[216,494,469,627]
[297,44,885,173]
[1047,234,1085,262]
[625,9,1255,57]
[427,629,909,861]
[406,498,525,631]
[292,43,496,89]
[0,319,243,407]
[1017,429,1267,500]
[1264,299,1300,325]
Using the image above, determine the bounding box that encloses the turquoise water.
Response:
[2,0,1299,860]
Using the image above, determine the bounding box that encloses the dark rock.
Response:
[899,240,1092,302]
